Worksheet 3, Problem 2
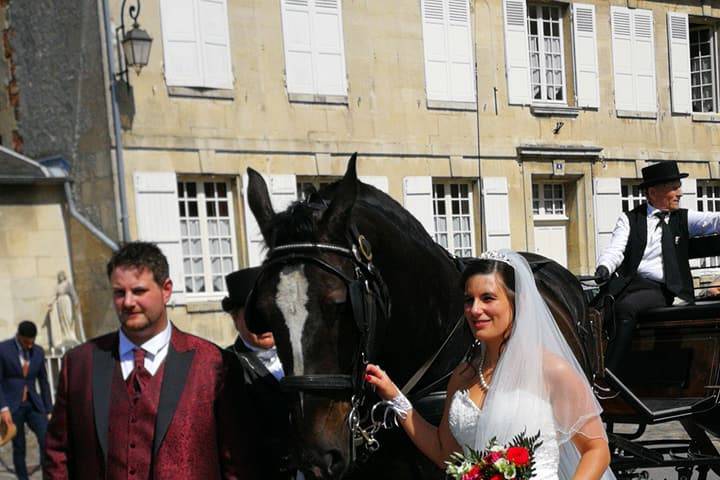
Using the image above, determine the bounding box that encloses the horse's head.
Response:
[246,155,378,478]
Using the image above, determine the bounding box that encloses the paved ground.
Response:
[0,422,716,479]
[0,430,41,480]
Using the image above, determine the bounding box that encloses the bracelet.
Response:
[388,391,413,420]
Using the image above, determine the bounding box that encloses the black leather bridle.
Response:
[245,226,393,463]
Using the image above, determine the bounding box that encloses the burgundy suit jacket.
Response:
[44,326,258,479]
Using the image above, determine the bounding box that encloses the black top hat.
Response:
[639,161,688,189]
[222,266,261,313]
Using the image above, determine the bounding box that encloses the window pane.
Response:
[205,182,215,198]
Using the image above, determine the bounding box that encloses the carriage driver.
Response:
[594,161,720,376]
[222,267,299,480]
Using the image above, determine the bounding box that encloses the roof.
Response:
[0,145,66,183]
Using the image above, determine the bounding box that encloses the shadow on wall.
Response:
[67,216,117,340]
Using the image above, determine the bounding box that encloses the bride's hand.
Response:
[365,364,400,401]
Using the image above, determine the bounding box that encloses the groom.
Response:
[45,242,258,479]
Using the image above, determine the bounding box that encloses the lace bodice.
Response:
[448,390,560,480]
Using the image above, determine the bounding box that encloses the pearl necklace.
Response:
[477,346,491,392]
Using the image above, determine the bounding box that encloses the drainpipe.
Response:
[64,181,119,251]
[100,0,131,242]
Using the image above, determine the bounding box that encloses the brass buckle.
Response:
[358,235,373,262]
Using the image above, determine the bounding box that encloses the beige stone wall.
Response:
[100,0,720,333]
[0,185,72,347]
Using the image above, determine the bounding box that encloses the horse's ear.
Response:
[247,168,275,236]
[320,153,358,236]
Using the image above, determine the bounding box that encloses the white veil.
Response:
[471,251,615,480]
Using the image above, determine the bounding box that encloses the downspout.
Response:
[100,0,131,242]
[64,181,119,251]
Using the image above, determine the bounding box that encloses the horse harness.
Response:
[246,224,399,463]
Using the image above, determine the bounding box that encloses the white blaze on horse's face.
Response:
[276,265,310,376]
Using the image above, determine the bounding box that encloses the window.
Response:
[420,0,476,104]
[695,181,720,268]
[690,27,716,113]
[280,0,348,98]
[296,177,338,200]
[532,183,566,217]
[621,182,646,212]
[611,7,657,113]
[432,182,475,257]
[528,5,566,102]
[159,0,233,89]
[178,180,237,294]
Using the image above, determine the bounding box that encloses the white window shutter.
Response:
[197,0,233,89]
[281,0,315,94]
[403,177,435,237]
[134,172,185,297]
[633,9,657,112]
[358,176,389,194]
[160,0,203,87]
[313,0,348,96]
[242,174,298,267]
[422,0,450,101]
[667,12,691,114]
[482,177,512,251]
[680,177,697,210]
[611,6,635,111]
[503,0,530,105]
[447,0,476,102]
[593,178,622,262]
[573,4,600,108]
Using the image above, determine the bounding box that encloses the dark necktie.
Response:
[655,211,683,296]
[126,348,151,397]
[21,350,29,402]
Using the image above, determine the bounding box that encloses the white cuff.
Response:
[388,391,413,420]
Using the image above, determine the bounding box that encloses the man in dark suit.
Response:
[0,320,52,480]
[595,161,720,374]
[44,241,257,479]
[223,267,296,479]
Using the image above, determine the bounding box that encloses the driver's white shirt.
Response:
[598,204,720,282]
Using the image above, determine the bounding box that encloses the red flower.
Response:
[484,451,503,464]
[506,446,530,466]
[489,475,503,480]
[461,465,481,480]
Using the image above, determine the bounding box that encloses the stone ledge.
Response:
[692,112,720,123]
[184,300,223,313]
[426,100,477,111]
[616,110,657,119]
[288,93,348,105]
[530,104,580,117]
[167,86,235,100]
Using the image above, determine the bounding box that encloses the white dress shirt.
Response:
[598,204,720,282]
[118,321,172,380]
[240,337,285,381]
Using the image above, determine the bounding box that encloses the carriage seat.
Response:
[637,299,720,323]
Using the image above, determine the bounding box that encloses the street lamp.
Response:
[116,0,153,81]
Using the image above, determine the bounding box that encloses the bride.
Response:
[365,250,614,479]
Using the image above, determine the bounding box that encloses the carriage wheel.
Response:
[676,466,693,480]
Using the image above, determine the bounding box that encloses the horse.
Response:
[245,154,590,479]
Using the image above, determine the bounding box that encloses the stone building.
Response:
[1,0,719,345]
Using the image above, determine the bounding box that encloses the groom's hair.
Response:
[106,241,170,285]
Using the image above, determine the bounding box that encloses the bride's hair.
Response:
[459,259,516,302]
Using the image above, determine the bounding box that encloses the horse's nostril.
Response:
[324,449,345,477]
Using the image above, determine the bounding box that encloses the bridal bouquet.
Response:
[445,431,543,480]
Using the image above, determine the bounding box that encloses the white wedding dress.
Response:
[448,389,560,479]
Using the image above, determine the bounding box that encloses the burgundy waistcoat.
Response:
[107,362,166,480]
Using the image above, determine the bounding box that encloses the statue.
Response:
[44,271,85,352]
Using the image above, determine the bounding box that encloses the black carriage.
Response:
[590,234,720,480]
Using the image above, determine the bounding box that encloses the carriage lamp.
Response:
[116,0,153,83]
